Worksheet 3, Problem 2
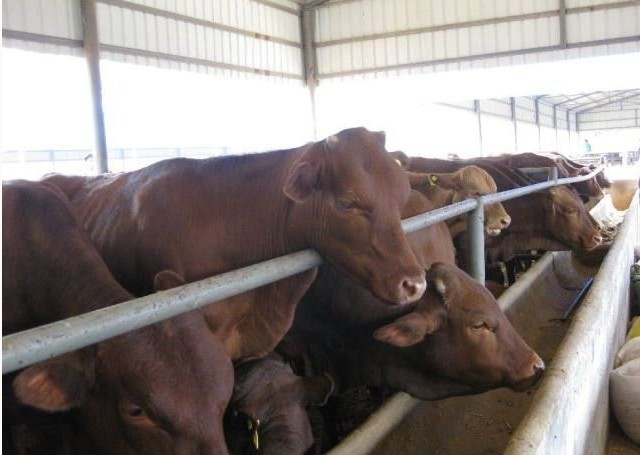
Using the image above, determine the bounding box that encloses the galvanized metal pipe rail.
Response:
[2,165,603,374]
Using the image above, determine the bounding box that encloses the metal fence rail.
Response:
[2,165,604,374]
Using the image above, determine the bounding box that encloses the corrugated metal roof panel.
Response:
[316,15,561,77]
[124,0,300,42]
[567,6,640,43]
[3,0,82,40]
[96,2,302,79]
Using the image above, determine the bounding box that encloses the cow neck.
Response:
[202,147,309,265]
[428,186,457,209]
[486,194,569,261]
[43,229,132,320]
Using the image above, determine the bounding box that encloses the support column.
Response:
[535,97,542,151]
[474,99,483,157]
[511,97,518,152]
[559,0,568,48]
[553,105,559,151]
[301,8,319,139]
[467,199,485,285]
[80,0,109,173]
[566,110,572,154]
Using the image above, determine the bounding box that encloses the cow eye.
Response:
[122,401,151,423]
[471,322,495,332]
[337,198,369,215]
[337,199,355,212]
[128,406,145,417]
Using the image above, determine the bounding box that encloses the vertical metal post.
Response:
[475,99,483,157]
[535,97,542,150]
[566,110,571,154]
[549,166,558,182]
[553,105,559,151]
[467,199,485,284]
[301,8,319,139]
[80,0,109,173]
[511,97,518,152]
[559,0,567,48]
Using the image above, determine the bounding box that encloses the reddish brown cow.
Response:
[394,154,602,262]
[45,128,425,363]
[224,355,332,455]
[279,191,544,402]
[3,181,233,455]
[488,152,604,198]
[400,152,605,198]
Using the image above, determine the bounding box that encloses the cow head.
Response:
[373,263,544,392]
[13,312,233,455]
[407,166,511,236]
[283,127,425,304]
[544,186,602,251]
[226,357,333,455]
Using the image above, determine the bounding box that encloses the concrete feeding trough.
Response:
[327,190,639,455]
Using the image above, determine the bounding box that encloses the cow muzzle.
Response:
[583,233,603,250]
[396,272,427,304]
[510,353,545,391]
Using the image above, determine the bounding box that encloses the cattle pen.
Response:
[4,166,638,455]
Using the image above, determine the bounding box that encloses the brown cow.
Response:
[44,128,426,362]
[224,355,332,455]
[394,155,602,263]
[406,166,511,237]
[475,185,602,264]
[279,191,543,402]
[397,152,605,199]
[3,181,233,455]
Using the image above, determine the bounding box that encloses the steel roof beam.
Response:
[576,92,640,113]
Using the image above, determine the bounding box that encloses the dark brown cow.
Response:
[488,152,604,198]
[401,152,605,198]
[3,181,233,455]
[468,185,602,264]
[279,191,544,402]
[45,128,426,363]
[393,154,602,262]
[224,355,332,455]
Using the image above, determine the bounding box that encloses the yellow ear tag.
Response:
[249,419,260,450]
[393,159,402,167]
[429,175,438,186]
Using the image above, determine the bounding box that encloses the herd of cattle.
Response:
[3,127,609,454]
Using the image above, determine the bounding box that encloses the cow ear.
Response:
[13,356,88,412]
[426,262,458,303]
[283,159,321,204]
[154,269,186,291]
[302,373,334,407]
[449,170,466,191]
[373,312,441,347]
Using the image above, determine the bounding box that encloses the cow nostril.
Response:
[593,235,603,244]
[532,357,545,376]
[400,276,427,302]
[500,216,511,227]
